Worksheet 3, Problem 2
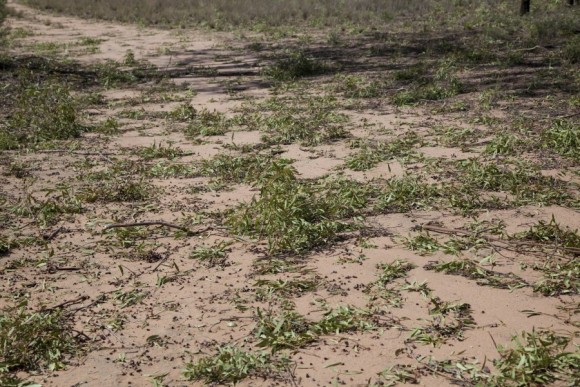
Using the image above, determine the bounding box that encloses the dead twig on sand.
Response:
[422,224,580,256]
[102,221,211,236]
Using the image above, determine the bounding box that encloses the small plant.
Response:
[485,133,523,156]
[333,74,383,98]
[264,50,327,81]
[493,330,579,386]
[516,216,580,250]
[133,142,184,160]
[311,305,376,335]
[376,260,416,286]
[533,259,579,297]
[113,289,148,308]
[425,259,528,290]
[200,153,280,184]
[254,308,316,352]
[190,241,231,267]
[346,132,421,171]
[0,305,81,373]
[185,108,231,137]
[2,79,84,149]
[183,345,287,384]
[228,162,365,254]
[375,176,440,213]
[255,278,318,300]
[404,233,441,255]
[408,297,475,347]
[79,179,153,203]
[542,119,579,161]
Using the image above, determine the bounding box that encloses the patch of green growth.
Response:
[493,330,579,386]
[408,297,475,347]
[311,305,376,335]
[92,60,138,87]
[228,162,369,254]
[255,278,318,300]
[253,258,301,275]
[376,260,416,286]
[425,259,528,290]
[346,132,422,171]
[485,133,523,156]
[200,153,281,184]
[238,95,348,146]
[10,186,83,227]
[1,79,84,149]
[391,60,464,106]
[93,117,120,135]
[183,345,287,385]
[400,280,432,298]
[133,142,184,160]
[333,74,384,98]
[404,233,440,255]
[515,216,580,250]
[264,50,328,82]
[255,305,376,352]
[185,108,231,137]
[562,35,580,64]
[113,289,148,308]
[376,365,419,386]
[166,102,197,122]
[533,259,579,297]
[375,176,440,213]
[78,179,154,203]
[366,260,415,308]
[0,305,81,373]
[433,125,481,148]
[147,161,198,179]
[254,309,316,352]
[190,241,231,267]
[457,159,569,206]
[542,119,579,161]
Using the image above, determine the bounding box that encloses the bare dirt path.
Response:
[1,1,578,386]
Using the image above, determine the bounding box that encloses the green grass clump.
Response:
[516,216,580,250]
[0,306,81,373]
[200,153,282,184]
[79,179,153,203]
[484,133,523,156]
[185,108,231,137]
[376,260,416,286]
[183,345,286,384]
[238,95,348,146]
[1,79,84,149]
[264,50,327,82]
[255,308,316,352]
[375,176,440,212]
[333,74,384,99]
[533,259,579,297]
[542,119,579,161]
[190,241,231,267]
[346,132,422,170]
[228,162,369,254]
[493,330,579,386]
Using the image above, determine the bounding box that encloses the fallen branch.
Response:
[422,224,580,255]
[102,221,211,236]
[42,295,90,312]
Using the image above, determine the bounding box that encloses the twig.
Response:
[102,221,211,236]
[42,295,89,312]
[29,149,119,156]
[42,226,64,241]
[557,111,580,119]
[422,224,580,255]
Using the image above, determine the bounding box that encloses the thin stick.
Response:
[102,221,211,236]
[422,225,580,255]
[42,295,90,312]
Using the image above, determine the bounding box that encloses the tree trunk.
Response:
[520,0,531,15]
[568,0,576,6]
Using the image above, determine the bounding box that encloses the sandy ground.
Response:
[1,1,578,386]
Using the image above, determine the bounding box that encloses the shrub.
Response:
[1,78,84,149]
